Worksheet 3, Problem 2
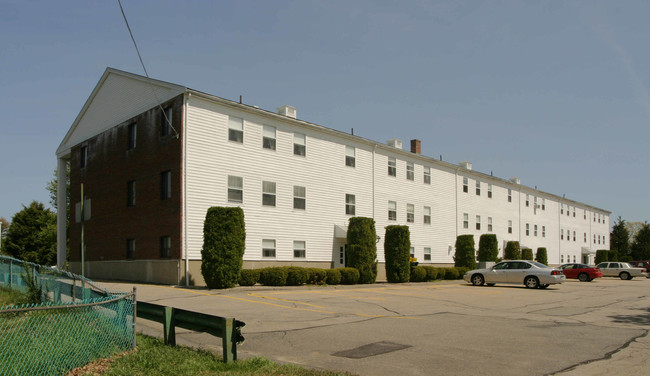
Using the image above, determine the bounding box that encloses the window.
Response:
[463,177,469,193]
[476,215,481,230]
[127,180,136,207]
[573,208,576,217]
[525,194,529,207]
[388,158,396,176]
[161,107,173,137]
[488,217,493,232]
[603,235,606,244]
[561,255,564,263]
[534,196,538,210]
[423,206,431,224]
[262,239,276,258]
[388,201,397,221]
[345,146,355,167]
[508,189,512,202]
[228,116,243,143]
[406,162,414,180]
[561,229,565,240]
[424,167,431,184]
[542,198,546,210]
[508,220,513,234]
[463,213,469,229]
[526,223,529,236]
[542,226,546,237]
[263,125,276,150]
[407,204,414,223]
[488,184,492,198]
[567,206,570,216]
[294,132,306,156]
[573,231,576,241]
[228,175,243,203]
[293,186,306,210]
[424,247,431,261]
[584,232,587,242]
[584,210,587,220]
[534,225,538,237]
[160,236,171,258]
[566,229,570,241]
[126,238,135,259]
[346,194,355,215]
[262,181,276,206]
[80,146,87,168]
[598,235,601,244]
[573,255,576,263]
[561,204,564,215]
[160,170,171,200]
[128,123,137,150]
[293,241,306,258]
[476,181,481,196]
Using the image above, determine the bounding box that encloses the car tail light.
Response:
[551,270,562,275]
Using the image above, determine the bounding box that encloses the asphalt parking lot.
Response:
[103,277,650,376]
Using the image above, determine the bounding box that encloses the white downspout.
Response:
[183,92,190,286]
[56,157,68,269]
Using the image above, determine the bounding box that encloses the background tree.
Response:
[477,234,498,262]
[0,217,9,255]
[610,216,630,261]
[630,223,650,260]
[346,217,378,284]
[454,234,476,269]
[624,221,645,243]
[47,165,70,212]
[504,241,521,260]
[595,250,609,264]
[4,201,57,265]
[200,207,246,289]
[384,225,410,283]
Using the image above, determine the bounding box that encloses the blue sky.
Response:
[1,0,648,225]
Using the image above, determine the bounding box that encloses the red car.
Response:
[629,261,650,276]
[560,263,603,282]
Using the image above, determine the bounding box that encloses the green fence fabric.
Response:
[0,255,135,376]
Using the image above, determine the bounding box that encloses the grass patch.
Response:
[97,334,355,376]
[0,284,30,307]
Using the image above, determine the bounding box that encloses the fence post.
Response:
[221,317,235,363]
[163,306,176,346]
[9,259,13,287]
[132,287,137,349]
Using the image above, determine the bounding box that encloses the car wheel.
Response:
[578,273,590,282]
[524,276,539,289]
[486,283,496,286]
[620,272,631,280]
[471,274,485,286]
[539,284,549,289]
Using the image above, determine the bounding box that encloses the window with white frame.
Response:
[526,194,530,207]
[228,116,243,143]
[488,217,493,232]
[406,162,414,180]
[573,255,576,263]
[561,204,564,215]
[526,223,529,236]
[346,194,355,215]
[262,181,276,206]
[464,213,469,229]
[424,206,431,224]
[508,220,513,234]
[228,175,243,203]
[388,201,397,221]
[573,231,576,241]
[424,247,431,261]
[463,177,468,193]
[567,206,570,216]
[476,181,481,196]
[293,132,306,156]
[293,241,306,258]
[584,232,587,242]
[584,210,587,220]
[424,167,431,184]
[410,247,415,259]
[534,224,538,236]
[262,239,276,258]
[594,234,596,243]
[293,185,305,210]
[488,184,493,198]
[566,228,570,241]
[407,204,414,223]
[263,125,276,150]
[542,225,546,237]
[345,146,355,167]
[388,157,396,176]
[476,215,481,230]
[542,198,546,210]
[573,207,576,217]
[508,189,512,202]
[561,254,564,263]
[561,229,564,240]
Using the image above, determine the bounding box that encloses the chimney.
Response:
[410,139,421,154]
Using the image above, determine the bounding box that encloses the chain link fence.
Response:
[0,255,135,375]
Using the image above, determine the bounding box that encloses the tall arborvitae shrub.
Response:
[200,207,245,289]
[504,241,521,260]
[521,248,533,260]
[595,250,609,264]
[454,235,476,269]
[477,234,499,262]
[346,217,378,284]
[608,250,618,262]
[536,248,548,265]
[384,225,411,283]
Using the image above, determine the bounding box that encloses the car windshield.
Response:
[529,261,550,268]
[621,263,632,268]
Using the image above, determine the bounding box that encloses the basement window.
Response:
[262,239,276,258]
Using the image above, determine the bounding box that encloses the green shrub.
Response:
[608,250,619,262]
[595,250,609,264]
[536,248,548,265]
[259,267,288,286]
[422,266,439,281]
[338,267,360,285]
[410,266,427,282]
[478,234,499,262]
[238,269,260,286]
[346,217,378,284]
[521,248,533,261]
[504,241,521,260]
[384,225,411,283]
[325,269,341,285]
[443,267,459,280]
[285,267,309,286]
[455,267,469,279]
[200,207,246,289]
[307,268,328,285]
[454,235,476,269]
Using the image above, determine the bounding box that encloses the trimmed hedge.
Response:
[595,250,609,264]
[423,266,439,281]
[521,248,533,261]
[536,248,548,265]
[339,267,360,285]
[238,269,260,286]
[259,267,288,286]
[347,217,378,284]
[443,267,459,280]
[384,225,411,283]
[285,267,309,286]
[200,207,246,289]
[454,235,476,269]
[478,234,499,262]
[307,268,328,285]
[455,267,469,279]
[504,241,521,260]
[410,266,427,282]
[326,269,342,285]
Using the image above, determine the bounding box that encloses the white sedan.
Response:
[463,260,566,289]
[595,262,647,280]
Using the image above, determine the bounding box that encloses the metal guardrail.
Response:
[136,301,245,363]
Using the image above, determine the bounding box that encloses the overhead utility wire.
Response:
[117,0,179,138]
